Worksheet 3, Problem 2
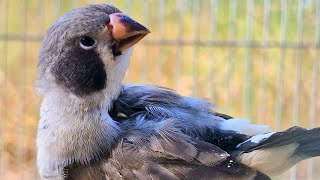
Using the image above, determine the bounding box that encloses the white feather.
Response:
[220,118,272,136]
[236,132,275,148]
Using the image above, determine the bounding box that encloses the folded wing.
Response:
[103,118,270,180]
[108,85,320,179]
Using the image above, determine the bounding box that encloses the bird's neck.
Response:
[37,89,121,179]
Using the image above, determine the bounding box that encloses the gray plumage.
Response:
[36,4,320,180]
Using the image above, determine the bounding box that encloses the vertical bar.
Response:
[124,0,132,15]
[33,1,45,178]
[105,0,111,5]
[72,0,78,7]
[192,0,201,96]
[175,0,184,91]
[123,0,132,82]
[37,0,45,34]
[18,0,28,179]
[275,0,287,131]
[290,0,304,179]
[140,0,149,83]
[292,0,304,127]
[309,0,320,134]
[243,0,254,118]
[157,0,165,84]
[307,1,320,179]
[54,0,61,18]
[258,0,271,124]
[208,0,218,101]
[226,0,237,111]
[0,0,9,178]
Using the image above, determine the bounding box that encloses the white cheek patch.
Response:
[220,118,272,136]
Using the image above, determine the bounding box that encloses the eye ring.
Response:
[79,36,97,50]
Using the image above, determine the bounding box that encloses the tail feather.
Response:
[235,126,320,177]
[295,128,320,157]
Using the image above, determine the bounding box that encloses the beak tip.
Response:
[108,12,150,53]
[109,13,150,39]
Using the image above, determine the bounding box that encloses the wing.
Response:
[109,85,320,178]
[110,85,271,153]
[103,118,270,180]
[107,85,273,179]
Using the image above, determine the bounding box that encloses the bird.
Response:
[36,4,320,180]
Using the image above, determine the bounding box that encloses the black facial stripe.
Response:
[52,46,106,96]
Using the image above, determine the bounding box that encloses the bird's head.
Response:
[36,4,149,108]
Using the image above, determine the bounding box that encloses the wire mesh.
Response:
[0,0,319,179]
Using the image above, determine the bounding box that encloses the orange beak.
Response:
[108,13,150,55]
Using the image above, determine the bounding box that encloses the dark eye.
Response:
[79,36,97,50]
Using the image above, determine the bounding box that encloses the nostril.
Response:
[107,22,113,31]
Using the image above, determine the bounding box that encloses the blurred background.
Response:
[0,0,319,179]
